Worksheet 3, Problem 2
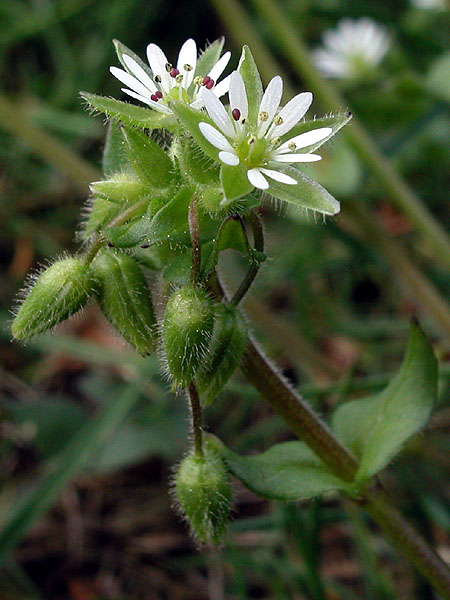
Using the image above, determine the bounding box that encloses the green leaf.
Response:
[91,174,151,205]
[267,164,340,215]
[105,213,150,248]
[102,121,129,176]
[84,196,124,237]
[332,321,438,482]
[281,112,353,152]
[80,92,175,130]
[221,164,254,204]
[144,185,194,246]
[197,305,248,405]
[163,241,216,286]
[213,437,352,501]
[216,216,249,256]
[113,39,154,81]
[175,134,220,185]
[195,37,225,79]
[121,126,177,189]
[425,50,450,104]
[170,100,221,162]
[237,46,263,127]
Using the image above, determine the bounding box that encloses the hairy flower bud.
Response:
[163,285,214,387]
[175,439,232,545]
[12,257,97,340]
[92,252,157,355]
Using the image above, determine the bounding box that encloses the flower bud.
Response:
[163,285,214,387]
[175,439,232,545]
[92,252,157,355]
[12,257,97,340]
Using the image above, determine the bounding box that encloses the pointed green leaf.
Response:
[121,126,177,189]
[332,321,438,482]
[195,37,225,79]
[144,185,194,246]
[175,134,220,185]
[170,100,221,162]
[221,164,254,204]
[267,164,340,215]
[213,437,352,501]
[104,214,150,248]
[113,39,154,80]
[238,46,263,128]
[80,92,175,130]
[197,305,248,405]
[281,112,353,152]
[102,121,129,176]
[91,174,151,205]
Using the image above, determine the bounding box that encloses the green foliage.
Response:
[92,251,157,355]
[175,438,232,545]
[195,37,225,80]
[332,321,438,482]
[221,163,254,204]
[213,437,353,502]
[12,258,97,339]
[237,46,263,127]
[197,304,248,405]
[102,121,129,176]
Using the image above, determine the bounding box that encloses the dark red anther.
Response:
[169,67,180,78]
[205,78,214,89]
[140,243,151,248]
[232,108,241,121]
[202,76,211,86]
[151,94,159,102]
[155,90,163,99]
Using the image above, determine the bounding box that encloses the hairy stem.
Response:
[188,382,203,457]
[189,195,201,286]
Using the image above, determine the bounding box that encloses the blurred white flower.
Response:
[110,39,231,115]
[411,0,447,9]
[312,18,390,80]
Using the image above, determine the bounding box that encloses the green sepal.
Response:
[102,121,129,176]
[175,134,220,185]
[216,216,250,256]
[237,46,263,128]
[169,100,221,162]
[113,39,154,81]
[12,258,98,340]
[267,164,340,215]
[143,185,193,247]
[80,92,176,130]
[121,126,177,190]
[281,112,353,152]
[210,436,353,502]
[91,174,151,204]
[104,214,151,248]
[84,197,125,237]
[194,37,225,81]
[92,251,157,355]
[332,320,438,483]
[220,164,254,204]
[196,304,248,405]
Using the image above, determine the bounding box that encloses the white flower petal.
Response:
[212,74,231,98]
[202,89,235,137]
[110,67,153,99]
[270,92,313,137]
[247,168,269,190]
[258,76,283,137]
[229,71,248,119]
[199,122,234,151]
[274,153,322,162]
[260,168,297,185]
[219,151,240,165]
[176,38,197,89]
[120,88,171,114]
[146,43,171,92]
[277,127,332,153]
[122,55,157,93]
[207,51,231,81]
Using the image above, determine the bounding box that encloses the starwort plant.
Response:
[10,37,450,596]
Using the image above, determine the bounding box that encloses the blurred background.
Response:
[1,0,449,598]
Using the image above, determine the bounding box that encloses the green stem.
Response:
[188,382,203,457]
[188,195,201,286]
[247,0,450,270]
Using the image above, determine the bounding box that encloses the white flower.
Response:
[110,39,231,115]
[312,18,390,80]
[198,71,332,190]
